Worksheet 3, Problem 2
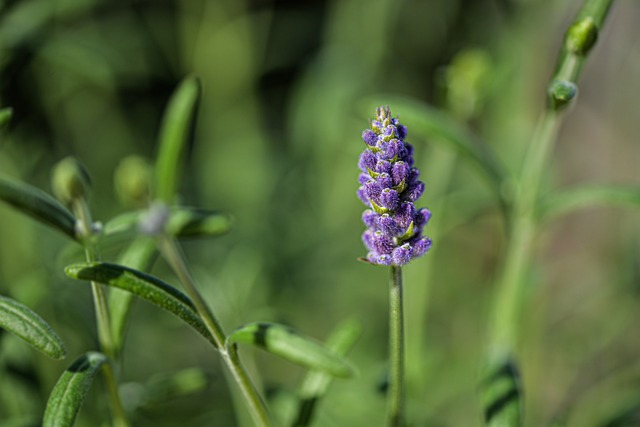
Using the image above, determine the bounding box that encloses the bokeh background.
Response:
[1,0,640,426]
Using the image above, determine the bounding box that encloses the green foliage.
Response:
[65,262,217,348]
[0,294,66,359]
[227,322,353,378]
[0,0,639,426]
[43,352,108,427]
[0,177,77,240]
[154,76,202,204]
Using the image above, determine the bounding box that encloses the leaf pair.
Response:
[65,262,354,378]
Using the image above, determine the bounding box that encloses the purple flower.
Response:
[357,106,432,266]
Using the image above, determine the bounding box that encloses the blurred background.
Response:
[1,0,640,425]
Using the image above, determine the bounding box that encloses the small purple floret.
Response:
[357,106,432,266]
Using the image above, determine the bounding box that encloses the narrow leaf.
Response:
[292,319,361,427]
[109,236,157,354]
[541,184,640,222]
[227,322,353,378]
[65,262,216,347]
[481,358,523,427]
[104,207,233,240]
[0,177,77,240]
[0,295,66,359]
[43,352,107,427]
[165,207,233,238]
[154,76,201,203]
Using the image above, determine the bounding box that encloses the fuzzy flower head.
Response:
[358,106,432,266]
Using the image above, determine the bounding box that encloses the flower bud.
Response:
[51,157,91,205]
[114,155,152,207]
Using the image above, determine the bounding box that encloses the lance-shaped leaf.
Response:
[65,262,216,348]
[154,75,201,204]
[227,322,353,378]
[0,177,77,240]
[481,358,523,427]
[540,184,640,222]
[292,319,361,427]
[43,352,107,427]
[0,295,66,359]
[104,207,233,240]
[165,207,233,238]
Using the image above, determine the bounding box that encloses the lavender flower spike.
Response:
[358,106,432,266]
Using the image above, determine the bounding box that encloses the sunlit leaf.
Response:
[227,322,353,378]
[65,262,216,348]
[0,177,77,240]
[154,75,201,203]
[0,295,66,359]
[43,352,107,427]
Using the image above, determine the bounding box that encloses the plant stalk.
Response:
[73,198,129,427]
[158,235,272,427]
[388,265,405,426]
[488,0,615,361]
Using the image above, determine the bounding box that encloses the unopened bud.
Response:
[114,156,152,207]
[51,157,91,205]
[548,80,578,111]
[566,17,598,56]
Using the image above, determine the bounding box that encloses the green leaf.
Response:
[43,352,108,427]
[481,358,523,427]
[0,295,66,359]
[227,322,353,378]
[540,184,640,222]
[0,177,77,240]
[361,96,505,200]
[165,207,233,238]
[154,75,201,203]
[109,236,157,355]
[104,207,233,240]
[292,319,361,427]
[65,262,216,348]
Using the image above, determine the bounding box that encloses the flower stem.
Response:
[157,235,272,427]
[488,0,615,362]
[388,265,404,426]
[73,199,129,427]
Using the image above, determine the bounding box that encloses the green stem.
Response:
[489,114,561,357]
[388,265,404,427]
[158,236,272,427]
[73,199,129,427]
[488,0,616,360]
